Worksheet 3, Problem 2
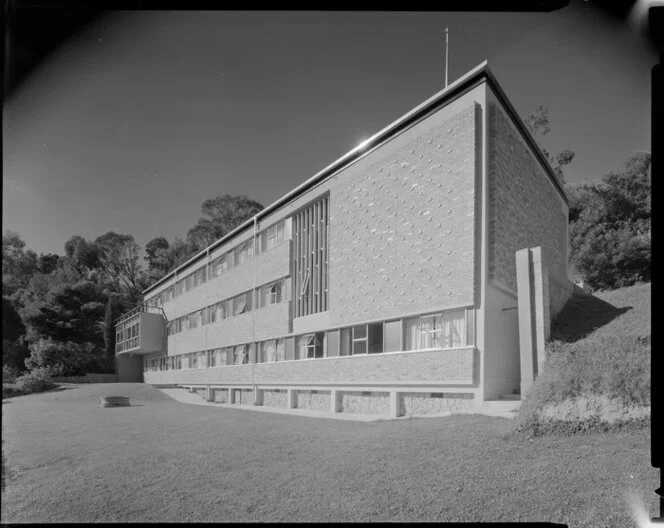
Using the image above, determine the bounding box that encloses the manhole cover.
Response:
[99,396,130,407]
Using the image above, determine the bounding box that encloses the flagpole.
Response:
[445,27,449,88]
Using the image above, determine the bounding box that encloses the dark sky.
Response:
[3,3,656,256]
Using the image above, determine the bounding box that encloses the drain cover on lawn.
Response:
[99,396,130,407]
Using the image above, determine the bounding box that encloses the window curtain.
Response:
[441,309,466,348]
[404,318,420,350]
[264,340,276,362]
[276,339,285,362]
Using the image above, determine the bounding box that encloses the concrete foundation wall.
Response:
[401,392,474,416]
[262,389,288,408]
[342,391,390,416]
[233,388,254,405]
[295,390,331,412]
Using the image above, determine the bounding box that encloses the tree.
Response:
[186,194,263,252]
[24,339,98,376]
[19,280,108,346]
[144,236,173,280]
[93,232,146,303]
[525,105,575,185]
[569,152,651,290]
[2,231,38,297]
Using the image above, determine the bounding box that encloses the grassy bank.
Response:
[514,282,651,437]
[1,383,658,525]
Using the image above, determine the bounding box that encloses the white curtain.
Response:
[441,309,466,348]
[404,318,420,350]
[276,339,285,362]
[264,340,276,363]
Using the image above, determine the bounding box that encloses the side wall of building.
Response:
[486,88,569,294]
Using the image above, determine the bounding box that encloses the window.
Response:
[208,301,226,323]
[235,240,252,266]
[384,320,402,352]
[234,344,248,365]
[259,280,283,307]
[167,286,174,302]
[297,333,324,359]
[210,254,230,278]
[405,309,467,350]
[352,324,367,355]
[233,292,252,315]
[259,340,276,363]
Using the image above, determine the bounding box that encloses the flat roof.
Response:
[143,61,567,296]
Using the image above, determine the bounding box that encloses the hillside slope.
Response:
[514,282,651,436]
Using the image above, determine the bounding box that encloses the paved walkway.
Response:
[158,387,521,421]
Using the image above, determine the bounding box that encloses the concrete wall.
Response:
[144,347,477,386]
[342,391,390,416]
[116,355,144,383]
[295,390,331,412]
[401,392,474,416]
[328,100,481,326]
[487,90,568,294]
[482,284,520,399]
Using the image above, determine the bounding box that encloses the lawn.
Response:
[1,383,658,525]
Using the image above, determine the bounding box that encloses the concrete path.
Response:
[158,387,522,421]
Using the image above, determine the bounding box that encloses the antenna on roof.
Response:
[445,27,449,88]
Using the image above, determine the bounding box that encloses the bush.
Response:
[24,339,98,376]
[13,367,55,395]
[2,365,21,384]
[515,334,650,436]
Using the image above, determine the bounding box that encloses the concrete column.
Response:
[516,248,536,396]
[287,388,296,409]
[206,385,213,402]
[253,386,263,406]
[229,388,235,404]
[389,391,401,419]
[330,389,341,413]
[531,248,549,375]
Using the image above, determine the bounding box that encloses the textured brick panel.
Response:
[212,388,230,403]
[262,389,288,408]
[328,104,479,326]
[253,348,475,384]
[488,104,567,293]
[401,392,474,416]
[234,388,254,405]
[342,392,390,415]
[295,390,330,411]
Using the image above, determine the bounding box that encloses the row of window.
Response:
[116,319,140,353]
[166,279,285,336]
[147,220,286,308]
[146,308,473,371]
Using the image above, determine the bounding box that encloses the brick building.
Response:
[115,62,572,417]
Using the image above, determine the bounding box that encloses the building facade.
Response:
[115,62,571,417]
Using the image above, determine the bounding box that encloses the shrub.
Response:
[14,367,55,395]
[515,334,650,436]
[2,365,20,384]
[24,339,98,376]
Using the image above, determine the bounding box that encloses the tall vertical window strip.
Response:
[292,195,329,318]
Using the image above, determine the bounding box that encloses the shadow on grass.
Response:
[551,290,632,343]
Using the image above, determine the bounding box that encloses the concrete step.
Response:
[499,393,521,400]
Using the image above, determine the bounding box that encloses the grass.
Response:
[515,282,651,437]
[1,383,658,525]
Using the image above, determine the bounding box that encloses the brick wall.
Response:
[342,391,390,415]
[145,347,476,386]
[401,392,474,416]
[328,104,479,326]
[295,390,330,412]
[488,103,567,293]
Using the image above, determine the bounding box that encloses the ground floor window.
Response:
[405,308,467,350]
[297,333,324,359]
